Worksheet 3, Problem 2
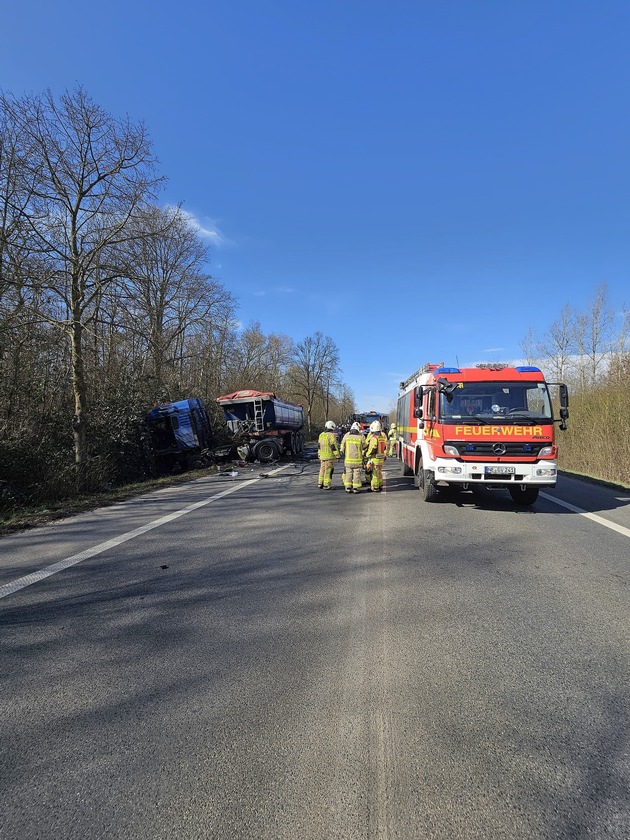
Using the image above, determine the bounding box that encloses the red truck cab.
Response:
[396,363,569,505]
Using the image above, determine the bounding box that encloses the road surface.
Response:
[1,464,629,839]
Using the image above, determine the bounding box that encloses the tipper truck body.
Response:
[217,390,305,463]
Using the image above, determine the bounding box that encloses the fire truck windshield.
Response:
[351,412,388,429]
[439,381,553,423]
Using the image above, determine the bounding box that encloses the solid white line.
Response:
[0,467,289,600]
[540,492,630,539]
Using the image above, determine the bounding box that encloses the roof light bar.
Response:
[476,363,508,370]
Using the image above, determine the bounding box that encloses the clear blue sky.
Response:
[2,1,629,411]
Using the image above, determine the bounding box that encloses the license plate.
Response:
[485,466,516,475]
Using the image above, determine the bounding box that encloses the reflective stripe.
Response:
[341,433,365,464]
[318,431,339,460]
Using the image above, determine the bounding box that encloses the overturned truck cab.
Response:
[217,390,305,463]
[144,398,216,474]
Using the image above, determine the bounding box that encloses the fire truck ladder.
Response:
[253,397,265,432]
[399,362,445,391]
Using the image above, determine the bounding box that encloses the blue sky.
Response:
[2,1,629,411]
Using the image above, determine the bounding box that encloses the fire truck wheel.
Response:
[419,468,439,502]
[509,486,539,506]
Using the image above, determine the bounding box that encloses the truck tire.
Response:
[254,438,281,463]
[418,467,439,502]
[509,486,539,506]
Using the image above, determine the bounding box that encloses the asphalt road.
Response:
[1,463,629,839]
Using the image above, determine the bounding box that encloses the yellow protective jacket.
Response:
[318,431,339,460]
[388,427,397,440]
[340,432,365,465]
[366,432,388,462]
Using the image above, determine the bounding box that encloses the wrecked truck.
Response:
[144,398,229,474]
[145,391,305,473]
[216,390,304,463]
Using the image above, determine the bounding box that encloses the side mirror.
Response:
[559,383,569,430]
[413,386,423,419]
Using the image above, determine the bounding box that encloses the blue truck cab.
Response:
[145,398,213,472]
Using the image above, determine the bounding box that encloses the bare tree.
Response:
[610,306,630,386]
[1,86,164,479]
[574,283,616,391]
[536,303,576,383]
[195,311,240,401]
[0,104,38,350]
[519,326,539,367]
[328,382,356,425]
[117,204,235,397]
[288,331,340,433]
[223,320,294,393]
[0,97,75,447]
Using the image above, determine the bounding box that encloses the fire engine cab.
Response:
[395,362,569,505]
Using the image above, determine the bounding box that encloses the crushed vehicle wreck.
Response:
[216,390,305,463]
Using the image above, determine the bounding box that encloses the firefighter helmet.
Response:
[350,422,361,431]
[370,421,382,433]
[390,423,396,429]
[325,420,336,430]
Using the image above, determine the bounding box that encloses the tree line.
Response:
[521,284,630,487]
[0,87,354,504]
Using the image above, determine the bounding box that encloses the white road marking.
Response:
[0,467,289,600]
[540,492,630,539]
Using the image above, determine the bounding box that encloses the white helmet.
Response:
[391,423,396,429]
[370,420,382,433]
[350,422,361,431]
[325,420,336,430]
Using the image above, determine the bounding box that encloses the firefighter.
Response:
[387,423,397,457]
[317,420,340,490]
[340,422,366,494]
[365,420,388,492]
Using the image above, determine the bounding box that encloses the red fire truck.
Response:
[395,363,569,505]
[349,410,390,435]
